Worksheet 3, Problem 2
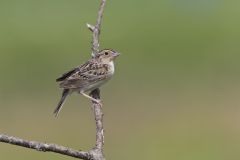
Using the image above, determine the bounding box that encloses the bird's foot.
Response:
[93,99,102,106]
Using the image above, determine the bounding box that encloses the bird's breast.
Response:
[81,77,111,92]
[108,61,115,75]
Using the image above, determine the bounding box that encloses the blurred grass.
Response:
[0,0,240,159]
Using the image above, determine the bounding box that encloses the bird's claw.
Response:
[93,99,102,106]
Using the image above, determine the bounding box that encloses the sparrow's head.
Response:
[97,49,120,63]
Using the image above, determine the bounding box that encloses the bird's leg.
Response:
[80,92,102,105]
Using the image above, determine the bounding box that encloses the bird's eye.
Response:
[104,52,108,55]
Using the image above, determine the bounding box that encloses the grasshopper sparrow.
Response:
[54,49,120,117]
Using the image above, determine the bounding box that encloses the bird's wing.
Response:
[58,60,109,89]
[56,59,96,82]
[56,67,79,82]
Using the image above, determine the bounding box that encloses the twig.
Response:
[0,134,91,160]
[87,0,106,56]
[87,0,107,159]
[90,89,104,151]
[0,0,108,160]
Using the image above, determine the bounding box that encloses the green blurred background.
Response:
[0,0,240,159]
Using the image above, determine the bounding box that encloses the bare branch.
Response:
[0,0,108,160]
[88,0,107,56]
[90,89,104,150]
[0,134,91,160]
[88,0,107,159]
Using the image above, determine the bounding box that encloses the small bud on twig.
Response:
[86,23,95,32]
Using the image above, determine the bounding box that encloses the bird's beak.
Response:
[113,52,120,58]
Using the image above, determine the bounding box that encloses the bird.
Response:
[54,49,120,117]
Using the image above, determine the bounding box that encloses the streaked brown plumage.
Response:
[54,49,120,117]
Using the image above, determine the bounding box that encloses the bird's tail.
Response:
[53,89,70,117]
